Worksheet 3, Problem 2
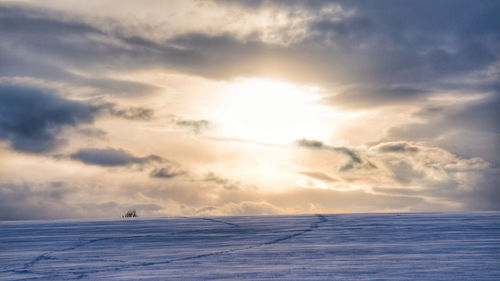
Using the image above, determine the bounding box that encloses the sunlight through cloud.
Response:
[213,78,328,144]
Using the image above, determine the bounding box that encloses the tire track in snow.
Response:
[19,234,167,274]
[18,237,116,273]
[158,215,328,262]
[12,215,327,279]
[158,214,328,262]
[263,214,327,246]
[18,217,239,274]
[70,214,328,278]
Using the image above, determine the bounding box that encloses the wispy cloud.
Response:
[70,148,163,167]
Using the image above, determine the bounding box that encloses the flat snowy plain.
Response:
[1,212,499,280]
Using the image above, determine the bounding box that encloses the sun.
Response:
[213,78,328,144]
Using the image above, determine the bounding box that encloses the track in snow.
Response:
[1,213,499,280]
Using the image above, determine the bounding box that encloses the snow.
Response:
[1,213,499,280]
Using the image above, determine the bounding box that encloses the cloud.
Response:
[106,106,154,120]
[328,86,429,108]
[195,206,217,215]
[296,138,324,149]
[264,187,445,213]
[203,172,240,190]
[175,119,212,134]
[386,160,424,184]
[371,143,496,206]
[82,77,162,98]
[0,48,162,97]
[296,139,374,171]
[0,84,99,153]
[387,94,500,163]
[150,163,186,179]
[299,171,338,182]
[372,170,500,211]
[296,139,361,163]
[460,170,500,211]
[0,182,77,220]
[0,1,499,218]
[308,16,374,42]
[218,201,282,216]
[3,1,498,93]
[374,142,420,153]
[70,148,163,167]
[294,139,498,210]
[0,4,199,74]
[0,4,180,98]
[221,0,499,83]
[76,127,107,139]
[1,139,498,221]
[390,94,500,139]
[0,182,166,220]
[0,83,157,154]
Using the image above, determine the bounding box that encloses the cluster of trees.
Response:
[122,209,138,218]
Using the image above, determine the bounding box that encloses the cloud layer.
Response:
[0,0,498,219]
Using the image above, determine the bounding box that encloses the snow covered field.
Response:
[1,213,499,280]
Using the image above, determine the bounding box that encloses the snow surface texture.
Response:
[1,213,499,280]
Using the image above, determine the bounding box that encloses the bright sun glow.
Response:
[213,78,328,144]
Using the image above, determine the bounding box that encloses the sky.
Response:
[0,0,499,220]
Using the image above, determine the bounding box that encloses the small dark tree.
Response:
[123,209,138,218]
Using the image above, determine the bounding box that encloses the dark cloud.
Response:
[106,106,154,120]
[0,4,101,35]
[372,169,500,211]
[0,84,99,153]
[339,160,377,172]
[83,78,162,98]
[296,139,377,172]
[296,139,362,164]
[176,119,212,134]
[375,142,420,153]
[328,86,428,108]
[0,4,183,96]
[70,148,163,167]
[150,163,186,179]
[150,168,182,179]
[0,83,156,154]
[296,138,325,149]
[0,48,161,97]
[230,0,498,80]
[308,16,375,47]
[3,1,498,93]
[0,4,205,74]
[387,94,500,163]
[372,187,423,197]
[446,95,500,134]
[0,4,337,84]
[203,172,240,190]
[393,94,500,138]
[460,170,500,211]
